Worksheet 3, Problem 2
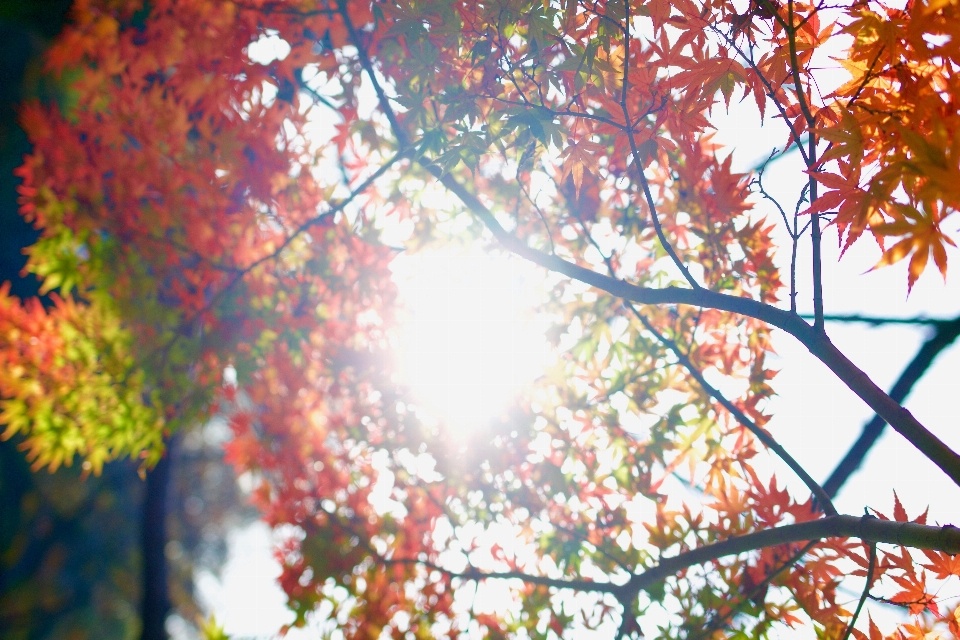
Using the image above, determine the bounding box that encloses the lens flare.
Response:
[394,249,549,436]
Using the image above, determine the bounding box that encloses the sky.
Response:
[195,168,960,638]
[193,25,960,640]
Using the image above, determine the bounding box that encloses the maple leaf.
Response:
[871,202,956,291]
[675,56,748,110]
[921,549,960,580]
[807,170,880,253]
[7,1,960,639]
[850,615,890,640]
[830,56,884,99]
[818,109,864,167]
[558,139,606,199]
[889,572,938,616]
[893,490,910,522]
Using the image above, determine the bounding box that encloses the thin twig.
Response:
[808,314,957,326]
[625,303,838,516]
[840,536,877,640]
[620,9,699,289]
[690,539,819,639]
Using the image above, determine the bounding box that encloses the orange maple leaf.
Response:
[920,549,960,580]
[889,572,938,616]
[558,139,605,199]
[871,202,956,292]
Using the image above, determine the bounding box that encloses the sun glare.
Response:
[393,249,550,437]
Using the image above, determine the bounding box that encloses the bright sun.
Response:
[392,248,550,437]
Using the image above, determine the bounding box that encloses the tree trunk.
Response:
[140,437,173,640]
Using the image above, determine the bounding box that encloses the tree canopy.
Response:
[3,0,960,637]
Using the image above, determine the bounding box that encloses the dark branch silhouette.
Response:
[824,315,960,497]
[806,313,955,327]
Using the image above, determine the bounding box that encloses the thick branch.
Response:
[824,315,960,497]
[431,169,960,487]
[339,3,960,489]
[386,516,960,600]
[140,436,173,640]
[620,515,960,598]
[573,210,835,514]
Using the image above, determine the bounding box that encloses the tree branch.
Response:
[382,516,960,602]
[570,205,835,514]
[619,14,699,289]
[620,515,960,599]
[431,170,960,489]
[811,313,956,327]
[340,2,960,490]
[383,556,616,594]
[823,315,960,497]
[781,0,825,330]
[626,304,838,516]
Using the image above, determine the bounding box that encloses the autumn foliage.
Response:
[3,0,960,637]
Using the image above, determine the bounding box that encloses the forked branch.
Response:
[339,2,960,494]
[382,516,960,600]
[432,169,960,489]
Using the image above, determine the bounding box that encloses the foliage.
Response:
[4,0,960,637]
[0,285,165,473]
[199,613,232,640]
